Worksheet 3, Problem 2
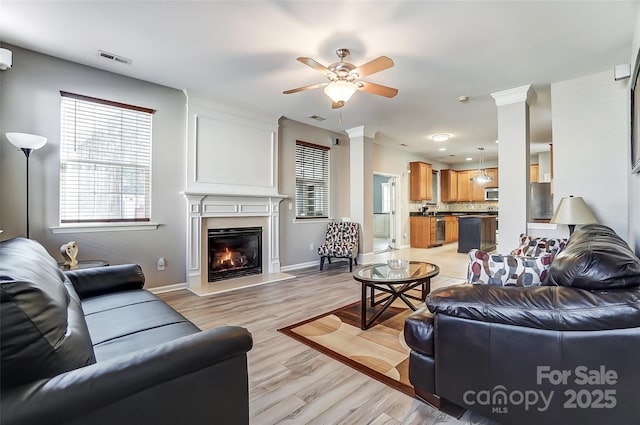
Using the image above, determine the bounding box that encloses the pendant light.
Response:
[470,147,493,185]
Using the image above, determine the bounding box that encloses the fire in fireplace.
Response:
[208,227,262,282]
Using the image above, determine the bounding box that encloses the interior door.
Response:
[381,177,398,249]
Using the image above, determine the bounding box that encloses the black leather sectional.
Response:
[404,224,640,425]
[1,237,253,425]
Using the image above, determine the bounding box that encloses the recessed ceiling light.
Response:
[457,96,469,102]
[466,157,473,161]
[439,148,446,151]
[400,143,408,147]
[431,133,450,142]
[495,140,499,143]
[309,115,326,121]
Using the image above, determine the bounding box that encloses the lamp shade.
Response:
[6,132,47,150]
[550,196,598,225]
[324,80,358,103]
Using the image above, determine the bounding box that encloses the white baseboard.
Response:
[281,260,319,272]
[147,282,188,294]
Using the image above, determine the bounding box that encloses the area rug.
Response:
[278,290,424,398]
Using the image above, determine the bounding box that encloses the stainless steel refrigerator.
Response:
[530,182,554,220]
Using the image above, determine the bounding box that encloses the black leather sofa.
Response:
[404,224,640,425]
[1,238,253,425]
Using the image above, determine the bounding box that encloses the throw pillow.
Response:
[467,248,554,287]
[512,234,568,257]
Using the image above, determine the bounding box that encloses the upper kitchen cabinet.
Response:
[530,164,539,183]
[469,170,485,202]
[456,170,471,202]
[485,168,499,187]
[453,170,487,202]
[409,161,433,201]
[440,169,458,202]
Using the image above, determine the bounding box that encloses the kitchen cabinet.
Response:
[445,215,458,243]
[410,216,436,248]
[530,164,539,183]
[440,169,458,202]
[469,170,485,202]
[456,170,470,201]
[485,167,499,187]
[409,162,433,201]
[441,166,499,203]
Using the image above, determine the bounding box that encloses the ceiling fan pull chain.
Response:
[338,111,343,126]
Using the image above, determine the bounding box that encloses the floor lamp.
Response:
[6,132,47,238]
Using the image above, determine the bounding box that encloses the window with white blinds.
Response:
[59,91,155,223]
[295,141,330,219]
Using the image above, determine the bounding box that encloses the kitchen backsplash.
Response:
[410,201,499,213]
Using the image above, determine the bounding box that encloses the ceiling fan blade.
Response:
[297,57,331,75]
[283,82,328,95]
[331,101,345,109]
[357,81,398,98]
[352,56,394,78]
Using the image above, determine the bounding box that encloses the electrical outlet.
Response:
[157,258,166,271]
[309,243,314,251]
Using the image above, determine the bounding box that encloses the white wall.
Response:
[551,70,629,238]
[0,45,187,288]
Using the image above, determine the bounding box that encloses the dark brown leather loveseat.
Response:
[404,224,640,425]
[1,238,253,425]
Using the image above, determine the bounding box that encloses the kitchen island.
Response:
[457,215,497,253]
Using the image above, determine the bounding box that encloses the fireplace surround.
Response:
[184,193,286,292]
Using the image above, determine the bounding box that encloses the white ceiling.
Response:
[1,1,638,164]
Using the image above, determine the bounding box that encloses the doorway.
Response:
[373,173,399,253]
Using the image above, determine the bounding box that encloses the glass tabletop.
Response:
[353,261,439,283]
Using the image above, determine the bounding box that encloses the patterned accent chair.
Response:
[318,222,360,272]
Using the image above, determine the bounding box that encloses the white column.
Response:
[346,125,375,263]
[491,85,532,252]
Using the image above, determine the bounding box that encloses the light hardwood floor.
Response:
[158,243,496,424]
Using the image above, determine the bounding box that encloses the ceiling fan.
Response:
[283,48,398,109]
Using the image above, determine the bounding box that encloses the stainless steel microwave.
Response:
[484,187,499,200]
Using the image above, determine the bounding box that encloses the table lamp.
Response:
[6,132,48,238]
[550,195,598,236]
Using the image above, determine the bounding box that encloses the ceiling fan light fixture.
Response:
[324,80,358,103]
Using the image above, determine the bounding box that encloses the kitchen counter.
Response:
[410,211,498,217]
[457,215,497,253]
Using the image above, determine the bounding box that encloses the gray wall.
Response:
[0,45,187,287]
[278,117,350,268]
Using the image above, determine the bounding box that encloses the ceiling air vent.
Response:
[98,50,132,65]
[309,115,326,121]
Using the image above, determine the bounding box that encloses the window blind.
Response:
[295,141,329,219]
[59,91,154,223]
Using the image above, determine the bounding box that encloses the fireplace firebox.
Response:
[208,227,262,282]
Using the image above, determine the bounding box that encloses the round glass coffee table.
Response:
[353,261,439,330]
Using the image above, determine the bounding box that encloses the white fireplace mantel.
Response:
[184,193,286,290]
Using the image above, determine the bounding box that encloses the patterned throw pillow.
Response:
[512,234,568,257]
[467,249,554,286]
